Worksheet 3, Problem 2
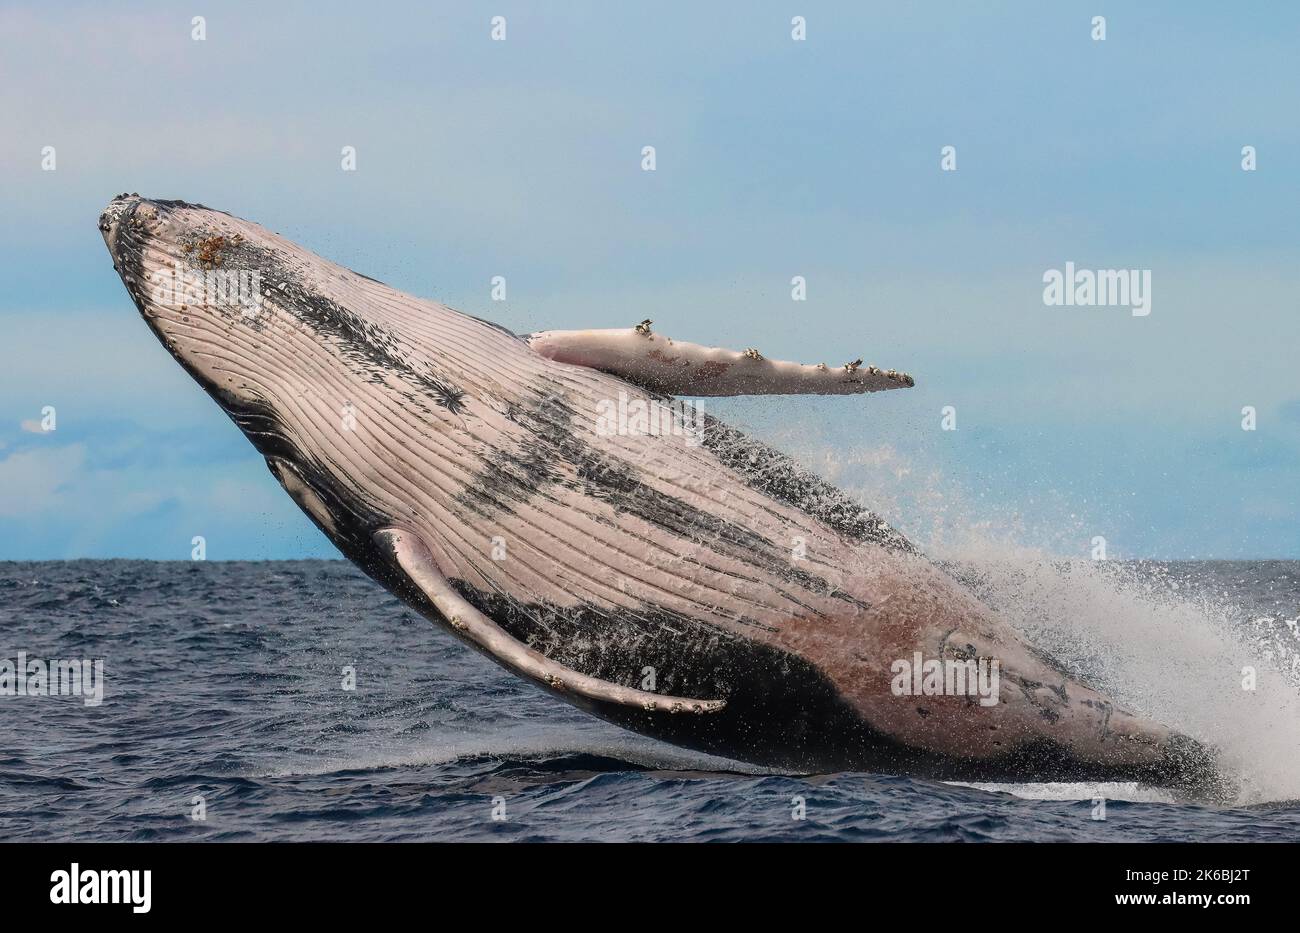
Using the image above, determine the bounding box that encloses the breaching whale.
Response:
[100,194,1222,794]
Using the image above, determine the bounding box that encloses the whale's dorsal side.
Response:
[374,527,727,714]
[525,321,914,397]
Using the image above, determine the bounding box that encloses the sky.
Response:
[1,1,1297,560]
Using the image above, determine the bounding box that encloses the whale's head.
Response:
[98,193,299,418]
[97,193,472,561]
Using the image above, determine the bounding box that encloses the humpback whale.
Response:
[99,194,1222,794]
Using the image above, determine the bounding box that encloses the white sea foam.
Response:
[950,781,1176,803]
[801,431,1300,806]
[949,555,1300,805]
[263,725,760,779]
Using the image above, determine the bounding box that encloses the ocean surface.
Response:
[1,559,1298,842]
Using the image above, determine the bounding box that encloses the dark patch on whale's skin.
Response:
[425,580,1218,788]
[453,386,872,615]
[697,413,915,554]
[182,231,470,418]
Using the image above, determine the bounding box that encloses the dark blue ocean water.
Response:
[1,559,1298,842]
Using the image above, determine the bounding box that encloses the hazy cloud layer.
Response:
[2,2,1297,558]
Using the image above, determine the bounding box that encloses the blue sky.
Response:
[1,1,1297,559]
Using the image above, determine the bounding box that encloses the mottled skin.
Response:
[99,194,1224,796]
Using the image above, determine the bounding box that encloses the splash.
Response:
[952,556,1300,805]
[260,724,762,779]
[770,416,1300,806]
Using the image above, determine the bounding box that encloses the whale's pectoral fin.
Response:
[374,527,727,714]
[526,323,914,397]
